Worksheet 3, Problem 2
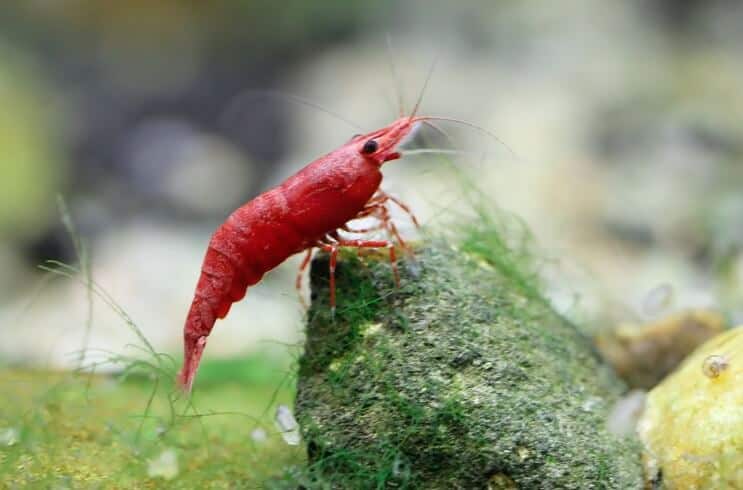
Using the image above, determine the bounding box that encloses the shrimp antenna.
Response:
[385,34,406,117]
[409,55,439,121]
[421,120,456,148]
[404,148,475,157]
[231,89,364,131]
[420,116,520,160]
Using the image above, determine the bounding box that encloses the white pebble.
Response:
[0,427,19,446]
[275,405,301,446]
[607,390,647,436]
[147,448,179,480]
[250,427,267,443]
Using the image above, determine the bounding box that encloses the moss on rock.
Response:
[295,238,643,489]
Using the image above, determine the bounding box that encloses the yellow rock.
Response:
[638,327,743,489]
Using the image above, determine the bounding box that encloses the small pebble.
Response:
[250,427,267,443]
[607,390,647,436]
[275,405,301,446]
[0,427,19,446]
[147,448,179,480]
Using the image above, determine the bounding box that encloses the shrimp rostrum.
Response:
[178,112,450,393]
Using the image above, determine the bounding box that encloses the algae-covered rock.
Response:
[296,239,643,489]
[638,327,743,489]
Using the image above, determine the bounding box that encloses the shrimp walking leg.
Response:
[355,199,412,256]
[320,238,397,318]
[374,190,420,228]
[295,248,313,308]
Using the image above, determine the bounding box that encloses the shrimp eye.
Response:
[361,139,378,154]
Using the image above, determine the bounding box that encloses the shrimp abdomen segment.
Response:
[178,204,305,391]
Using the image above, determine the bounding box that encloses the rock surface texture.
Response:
[296,240,643,489]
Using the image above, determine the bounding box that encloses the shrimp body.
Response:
[179,116,421,392]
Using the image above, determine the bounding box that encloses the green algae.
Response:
[0,354,301,489]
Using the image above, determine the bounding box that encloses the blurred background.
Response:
[1,0,742,368]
